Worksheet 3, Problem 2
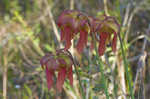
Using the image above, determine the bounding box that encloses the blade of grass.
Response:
[73,64,86,99]
[104,54,118,99]
[118,31,134,99]
[67,51,86,99]
[91,33,109,99]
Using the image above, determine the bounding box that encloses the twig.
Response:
[116,53,127,99]
[70,0,74,10]
[2,51,8,99]
[122,3,131,27]
[133,26,150,96]
[43,0,62,48]
[133,52,147,93]
[124,1,147,42]
[103,0,109,16]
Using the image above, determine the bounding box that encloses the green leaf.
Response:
[24,84,32,97]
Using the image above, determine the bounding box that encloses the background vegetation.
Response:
[0,0,150,99]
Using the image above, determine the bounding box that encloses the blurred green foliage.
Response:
[0,0,150,99]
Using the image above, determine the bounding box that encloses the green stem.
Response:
[118,33,134,99]
[97,56,109,99]
[105,54,118,99]
[92,33,109,99]
[73,63,86,99]
[67,50,85,99]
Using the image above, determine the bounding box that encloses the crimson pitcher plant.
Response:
[57,10,90,53]
[89,15,119,56]
[40,49,73,92]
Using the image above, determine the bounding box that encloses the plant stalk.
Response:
[67,50,86,99]
[73,62,86,99]
[92,33,109,99]
[118,32,134,99]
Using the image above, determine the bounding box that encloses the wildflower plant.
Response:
[40,49,73,92]
[57,10,90,53]
[89,16,119,56]
[57,10,119,55]
[40,10,133,99]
